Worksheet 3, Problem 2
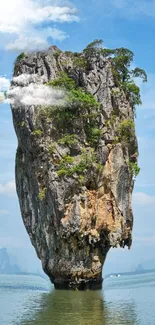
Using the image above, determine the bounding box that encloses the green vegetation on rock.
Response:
[53,50,62,60]
[47,72,75,90]
[38,187,47,201]
[32,129,43,136]
[58,134,78,146]
[128,161,140,179]
[68,88,99,110]
[73,56,87,69]
[64,51,73,57]
[116,119,135,143]
[48,72,99,112]
[83,40,147,111]
[105,112,117,128]
[111,48,147,110]
[16,52,26,62]
[84,39,103,56]
[113,119,140,178]
[57,149,100,181]
[47,72,101,147]
[48,143,56,154]
[21,121,25,128]
[84,125,102,146]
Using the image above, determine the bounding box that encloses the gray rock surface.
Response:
[11,46,138,290]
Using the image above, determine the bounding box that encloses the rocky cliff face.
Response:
[11,45,138,290]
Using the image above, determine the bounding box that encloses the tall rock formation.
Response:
[11,43,140,289]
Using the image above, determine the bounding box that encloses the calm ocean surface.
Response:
[0,272,155,325]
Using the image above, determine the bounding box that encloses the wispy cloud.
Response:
[136,183,155,188]
[0,180,16,197]
[0,77,10,103]
[0,73,66,106]
[140,74,155,112]
[109,0,155,18]
[9,83,65,107]
[0,0,79,51]
[0,77,10,90]
[0,210,9,216]
[0,236,28,248]
[133,192,155,206]
[134,236,155,243]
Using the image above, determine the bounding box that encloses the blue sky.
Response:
[0,0,155,274]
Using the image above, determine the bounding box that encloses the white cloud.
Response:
[6,36,49,52]
[0,77,10,91]
[0,0,79,51]
[133,192,155,206]
[0,73,66,106]
[12,74,42,86]
[9,83,65,107]
[0,0,79,33]
[6,27,67,51]
[0,210,9,216]
[0,180,16,197]
[0,92,6,103]
[0,77,10,103]
[134,236,155,243]
[136,183,155,188]
[140,74,155,112]
[110,0,155,17]
[8,74,66,106]
[0,236,27,248]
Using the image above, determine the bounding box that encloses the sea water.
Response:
[0,272,155,325]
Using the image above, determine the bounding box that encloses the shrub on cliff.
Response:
[47,72,75,90]
[116,119,135,143]
[84,39,103,56]
[83,40,147,111]
[47,72,101,147]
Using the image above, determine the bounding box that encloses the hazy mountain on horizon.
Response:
[0,247,21,274]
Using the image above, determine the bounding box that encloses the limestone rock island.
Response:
[11,40,146,290]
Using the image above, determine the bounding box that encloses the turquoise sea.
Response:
[0,272,155,325]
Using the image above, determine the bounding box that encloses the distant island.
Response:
[0,247,44,278]
[105,264,155,279]
[0,247,21,274]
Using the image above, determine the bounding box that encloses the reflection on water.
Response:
[19,289,137,325]
[2,273,155,325]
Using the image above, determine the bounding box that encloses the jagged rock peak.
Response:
[11,41,143,290]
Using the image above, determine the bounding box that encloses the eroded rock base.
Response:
[53,277,103,291]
